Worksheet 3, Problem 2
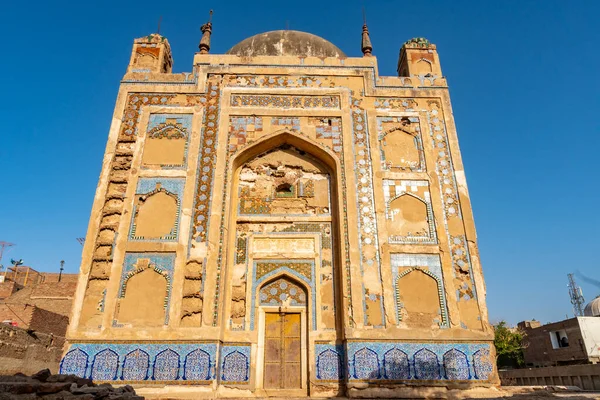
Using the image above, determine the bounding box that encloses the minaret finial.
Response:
[361,8,373,57]
[199,10,213,54]
[157,15,162,34]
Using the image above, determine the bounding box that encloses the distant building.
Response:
[0,266,78,336]
[519,298,600,367]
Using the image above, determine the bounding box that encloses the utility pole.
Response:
[0,242,14,267]
[59,260,64,282]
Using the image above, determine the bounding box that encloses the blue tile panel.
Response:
[350,101,384,327]
[250,259,317,330]
[61,341,493,384]
[343,342,493,382]
[129,178,185,242]
[145,113,192,170]
[116,253,176,326]
[390,254,449,328]
[219,344,251,384]
[315,344,345,381]
[60,343,217,383]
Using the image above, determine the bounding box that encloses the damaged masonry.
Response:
[61,25,498,398]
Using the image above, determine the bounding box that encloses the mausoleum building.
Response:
[61,21,498,396]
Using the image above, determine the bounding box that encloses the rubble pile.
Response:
[0,369,143,399]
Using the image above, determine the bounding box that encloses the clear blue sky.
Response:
[1,1,599,325]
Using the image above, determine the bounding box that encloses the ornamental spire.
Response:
[199,10,213,54]
[361,8,373,56]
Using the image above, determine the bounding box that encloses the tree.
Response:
[494,321,525,368]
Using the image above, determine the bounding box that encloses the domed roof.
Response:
[226,30,346,57]
[584,296,600,317]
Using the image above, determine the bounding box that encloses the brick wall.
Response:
[30,282,77,299]
[39,273,78,283]
[0,281,20,300]
[522,318,589,366]
[0,304,34,328]
[0,323,64,374]
[29,308,69,337]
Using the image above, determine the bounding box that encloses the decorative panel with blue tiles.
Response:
[129,178,185,242]
[115,253,176,326]
[351,101,385,327]
[60,343,217,383]
[391,254,449,328]
[250,259,317,330]
[315,343,345,381]
[143,114,192,170]
[219,344,251,384]
[346,342,494,382]
[59,348,88,377]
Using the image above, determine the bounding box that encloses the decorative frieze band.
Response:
[230,94,340,109]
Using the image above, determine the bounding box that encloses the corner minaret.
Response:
[198,10,213,54]
[127,34,173,74]
[397,37,442,77]
[361,23,373,56]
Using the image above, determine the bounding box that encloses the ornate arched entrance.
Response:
[223,131,343,394]
[257,275,307,390]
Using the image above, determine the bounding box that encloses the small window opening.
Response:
[550,330,569,349]
[275,183,295,198]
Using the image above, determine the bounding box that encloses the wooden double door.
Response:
[263,312,302,389]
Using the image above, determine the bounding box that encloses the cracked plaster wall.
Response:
[64,33,498,392]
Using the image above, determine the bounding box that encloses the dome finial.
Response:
[199,10,213,54]
[361,8,373,57]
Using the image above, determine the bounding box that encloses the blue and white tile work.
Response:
[346,342,493,381]
[219,344,251,384]
[390,254,449,327]
[116,253,176,325]
[144,113,192,169]
[315,343,345,381]
[129,178,185,242]
[250,259,317,330]
[60,343,217,383]
[350,98,385,328]
[383,179,437,244]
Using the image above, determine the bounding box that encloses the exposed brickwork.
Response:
[0,304,34,327]
[0,281,20,300]
[39,273,79,284]
[2,283,76,318]
[521,318,589,366]
[30,282,77,299]
[2,267,77,286]
[0,305,68,336]
[0,324,64,375]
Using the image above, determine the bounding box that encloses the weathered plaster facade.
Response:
[63,28,498,396]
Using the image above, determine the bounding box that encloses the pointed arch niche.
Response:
[378,117,425,172]
[383,180,437,244]
[129,178,184,242]
[114,253,175,328]
[391,254,449,328]
[222,130,344,335]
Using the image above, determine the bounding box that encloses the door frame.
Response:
[256,307,308,395]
